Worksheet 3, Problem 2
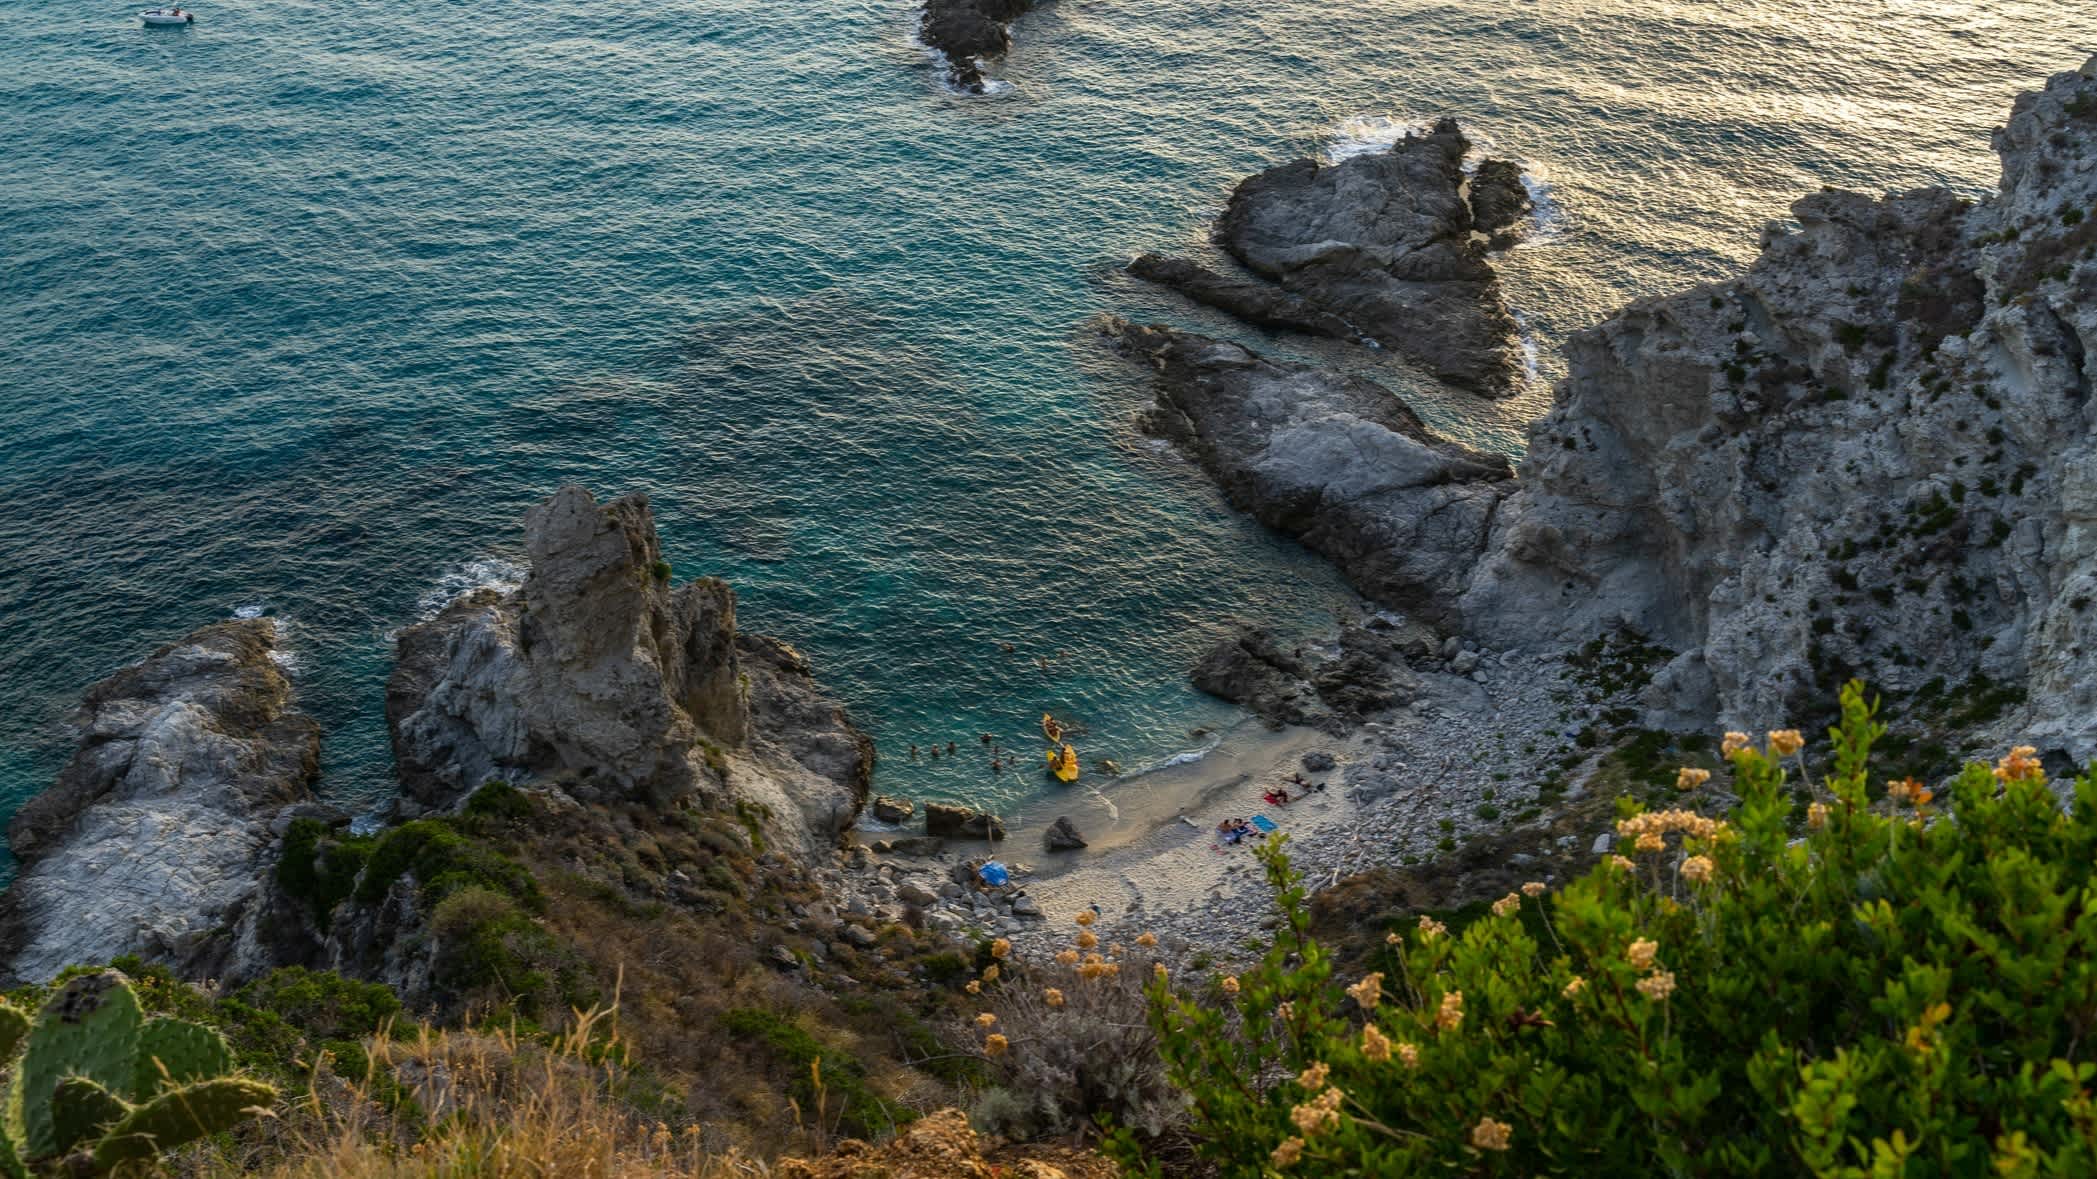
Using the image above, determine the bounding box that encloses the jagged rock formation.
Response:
[1464,55,2097,746]
[1110,320,1513,628]
[1121,57,2097,757]
[920,0,1033,94]
[0,620,325,984]
[388,486,871,847]
[924,802,1004,840]
[1133,119,1526,396]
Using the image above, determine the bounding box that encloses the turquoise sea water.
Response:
[0,0,2082,854]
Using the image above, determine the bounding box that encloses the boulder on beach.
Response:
[1044,815,1087,851]
[871,795,915,824]
[926,802,1005,840]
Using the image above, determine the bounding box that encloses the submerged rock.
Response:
[0,620,322,984]
[1110,319,1513,627]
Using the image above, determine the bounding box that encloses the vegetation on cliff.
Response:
[1140,683,2097,1176]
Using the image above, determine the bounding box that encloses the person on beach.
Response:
[1263,788,1291,806]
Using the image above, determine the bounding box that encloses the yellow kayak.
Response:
[1041,712,1064,743]
[1046,743,1080,782]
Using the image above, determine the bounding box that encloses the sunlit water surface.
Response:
[0,0,2082,861]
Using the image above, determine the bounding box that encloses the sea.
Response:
[0,0,2083,867]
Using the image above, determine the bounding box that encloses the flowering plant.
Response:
[1136,682,2097,1176]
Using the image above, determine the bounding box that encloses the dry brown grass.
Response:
[175,1004,775,1179]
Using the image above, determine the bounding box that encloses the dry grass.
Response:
[177,1004,775,1179]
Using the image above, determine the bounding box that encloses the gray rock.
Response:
[1128,253,1359,340]
[1113,320,1512,630]
[897,881,939,907]
[0,620,320,985]
[1215,118,1521,395]
[1461,58,2097,748]
[1591,833,1614,855]
[769,944,803,971]
[1010,894,1042,917]
[841,923,878,949]
[1449,649,1481,675]
[925,802,1005,840]
[386,487,872,850]
[1469,159,1532,248]
[1302,750,1337,773]
[1043,816,1087,852]
[871,795,914,824]
[919,0,1032,93]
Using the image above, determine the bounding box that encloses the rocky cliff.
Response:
[1133,119,1528,396]
[1465,55,2097,745]
[0,620,324,984]
[1121,55,2097,754]
[388,486,872,849]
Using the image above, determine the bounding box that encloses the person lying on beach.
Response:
[1263,788,1291,806]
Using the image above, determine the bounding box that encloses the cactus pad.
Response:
[92,1078,277,1170]
[9,971,142,1158]
[0,1004,29,1064]
[49,1078,127,1157]
[132,1018,235,1100]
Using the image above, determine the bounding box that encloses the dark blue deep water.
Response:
[0,0,2082,852]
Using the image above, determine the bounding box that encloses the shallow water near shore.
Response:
[0,0,2081,865]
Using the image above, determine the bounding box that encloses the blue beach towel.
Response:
[977,861,1011,887]
[1249,815,1277,834]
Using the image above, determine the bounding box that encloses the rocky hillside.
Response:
[1121,54,2097,755]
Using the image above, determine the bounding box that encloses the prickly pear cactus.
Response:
[132,1017,235,1099]
[0,969,276,1175]
[49,1079,125,1157]
[7,971,141,1158]
[92,1078,278,1171]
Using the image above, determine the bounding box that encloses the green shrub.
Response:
[720,1009,900,1139]
[460,779,535,824]
[276,819,374,930]
[1140,682,2097,1176]
[428,886,593,1017]
[355,819,542,910]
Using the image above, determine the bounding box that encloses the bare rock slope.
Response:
[1110,320,1513,627]
[0,620,322,984]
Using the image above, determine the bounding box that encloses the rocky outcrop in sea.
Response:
[0,620,325,985]
[1132,119,1528,396]
[920,0,1034,93]
[389,486,871,850]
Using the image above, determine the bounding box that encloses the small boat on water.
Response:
[1046,743,1080,783]
[141,7,194,25]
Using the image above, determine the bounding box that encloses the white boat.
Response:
[140,7,194,25]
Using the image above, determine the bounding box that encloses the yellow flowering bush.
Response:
[1131,683,2097,1176]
